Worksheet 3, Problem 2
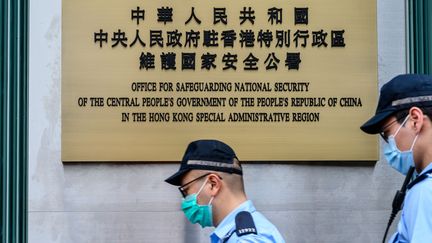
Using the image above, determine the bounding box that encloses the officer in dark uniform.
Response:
[165,139,286,243]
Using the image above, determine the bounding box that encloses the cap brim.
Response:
[165,169,190,186]
[360,110,395,134]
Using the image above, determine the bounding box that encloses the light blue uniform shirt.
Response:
[210,200,285,243]
[389,162,432,243]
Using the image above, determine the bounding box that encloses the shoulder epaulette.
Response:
[235,211,257,237]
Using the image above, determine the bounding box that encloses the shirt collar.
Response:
[210,200,256,242]
[420,162,432,176]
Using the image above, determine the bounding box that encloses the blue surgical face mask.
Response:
[181,178,214,228]
[383,115,419,175]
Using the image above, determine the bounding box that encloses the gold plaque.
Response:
[62,0,378,162]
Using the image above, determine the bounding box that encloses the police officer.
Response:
[361,74,432,242]
[165,139,286,243]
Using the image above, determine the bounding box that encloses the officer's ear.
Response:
[409,107,424,133]
[207,173,222,196]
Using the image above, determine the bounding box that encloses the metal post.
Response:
[0,0,28,242]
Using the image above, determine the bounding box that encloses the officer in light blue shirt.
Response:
[165,139,286,243]
[210,200,285,243]
[388,162,432,242]
[361,74,432,242]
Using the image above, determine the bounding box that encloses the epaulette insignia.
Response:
[235,211,257,237]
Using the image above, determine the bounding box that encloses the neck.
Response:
[416,121,432,172]
[213,193,247,227]
[414,131,432,172]
[417,146,432,172]
[417,160,432,173]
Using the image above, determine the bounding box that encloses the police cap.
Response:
[165,139,242,186]
[361,74,432,134]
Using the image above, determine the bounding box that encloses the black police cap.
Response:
[361,74,432,134]
[165,139,242,186]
